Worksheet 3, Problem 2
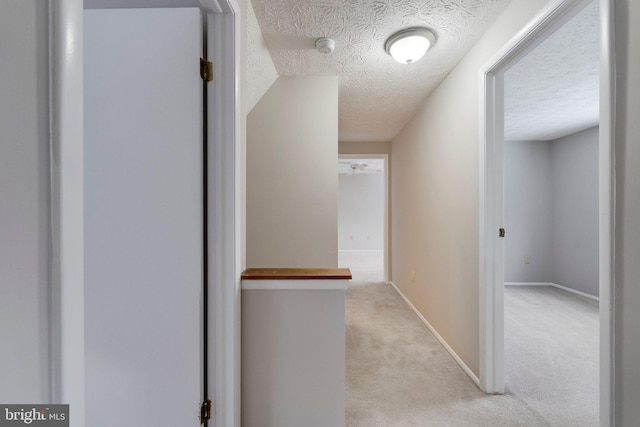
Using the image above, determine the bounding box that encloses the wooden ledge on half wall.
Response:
[240,268,352,281]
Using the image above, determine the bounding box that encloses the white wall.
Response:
[0,0,50,403]
[504,141,553,282]
[390,0,550,375]
[242,287,346,427]
[551,127,599,296]
[614,0,640,423]
[247,76,339,268]
[505,127,599,298]
[338,174,384,251]
[339,141,391,155]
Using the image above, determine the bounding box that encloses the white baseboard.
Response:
[338,249,384,253]
[504,282,553,287]
[504,282,599,301]
[388,282,481,387]
[549,282,599,301]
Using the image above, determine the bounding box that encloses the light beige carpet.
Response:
[345,282,596,426]
[504,285,599,427]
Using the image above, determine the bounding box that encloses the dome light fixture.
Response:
[385,27,436,65]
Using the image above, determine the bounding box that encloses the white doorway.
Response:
[479,0,614,425]
[338,155,388,282]
[51,1,241,425]
[500,4,600,422]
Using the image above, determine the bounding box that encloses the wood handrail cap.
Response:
[241,268,352,280]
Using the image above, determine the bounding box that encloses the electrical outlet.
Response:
[411,271,416,283]
[524,255,531,264]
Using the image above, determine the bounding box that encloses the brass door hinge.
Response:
[200,399,212,424]
[200,58,213,82]
[499,228,506,238]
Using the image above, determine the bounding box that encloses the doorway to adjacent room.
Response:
[338,155,388,282]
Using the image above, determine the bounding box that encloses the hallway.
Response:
[345,282,576,426]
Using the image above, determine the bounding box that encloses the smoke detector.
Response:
[315,37,335,54]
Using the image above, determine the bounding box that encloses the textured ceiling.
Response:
[504,0,599,141]
[251,0,512,143]
[246,1,279,112]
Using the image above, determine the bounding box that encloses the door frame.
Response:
[49,1,241,426]
[478,0,615,425]
[338,154,390,282]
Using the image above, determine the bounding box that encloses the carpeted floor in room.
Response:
[504,285,599,427]
[345,282,598,427]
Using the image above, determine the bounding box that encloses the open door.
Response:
[84,8,205,425]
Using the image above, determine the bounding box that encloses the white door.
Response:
[84,8,203,426]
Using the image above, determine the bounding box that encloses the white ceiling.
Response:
[87,0,599,143]
[251,0,512,143]
[504,0,599,141]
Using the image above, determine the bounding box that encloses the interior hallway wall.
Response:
[390,0,550,375]
[0,0,50,403]
[247,76,339,268]
[339,141,391,155]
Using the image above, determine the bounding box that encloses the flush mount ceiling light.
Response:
[385,27,436,65]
